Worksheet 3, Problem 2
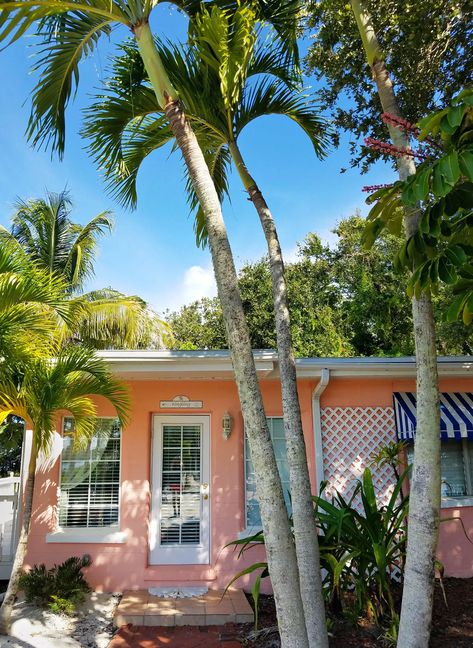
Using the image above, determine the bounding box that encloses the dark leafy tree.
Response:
[304,0,473,171]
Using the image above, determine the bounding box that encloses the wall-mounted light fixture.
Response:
[222,411,233,440]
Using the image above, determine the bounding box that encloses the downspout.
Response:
[312,369,330,494]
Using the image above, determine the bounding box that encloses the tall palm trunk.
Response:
[0,438,37,634]
[134,22,309,648]
[350,3,441,646]
[229,141,328,648]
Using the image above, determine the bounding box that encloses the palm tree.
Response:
[349,2,440,646]
[82,13,330,644]
[0,345,130,633]
[0,235,72,363]
[0,3,309,645]
[11,190,113,293]
[3,190,167,349]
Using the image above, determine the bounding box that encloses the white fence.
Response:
[0,476,20,580]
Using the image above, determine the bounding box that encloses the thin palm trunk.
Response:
[0,438,37,634]
[229,141,328,648]
[134,22,309,648]
[351,3,441,646]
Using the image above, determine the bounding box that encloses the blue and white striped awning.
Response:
[393,392,473,441]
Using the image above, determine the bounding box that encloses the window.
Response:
[245,417,290,528]
[59,417,121,528]
[407,440,473,498]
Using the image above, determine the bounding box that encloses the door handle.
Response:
[201,483,209,500]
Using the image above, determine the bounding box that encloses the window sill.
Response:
[46,528,128,544]
[237,527,263,540]
[441,497,473,509]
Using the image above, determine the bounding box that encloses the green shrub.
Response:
[48,595,75,616]
[226,466,409,630]
[19,555,91,613]
[316,467,409,624]
[18,563,55,605]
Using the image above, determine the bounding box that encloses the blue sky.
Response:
[0,5,393,314]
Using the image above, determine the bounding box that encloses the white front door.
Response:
[150,415,210,565]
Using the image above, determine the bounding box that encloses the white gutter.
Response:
[312,368,330,494]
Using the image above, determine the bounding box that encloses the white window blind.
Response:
[160,424,201,546]
[59,417,121,528]
[245,417,290,528]
[407,440,473,498]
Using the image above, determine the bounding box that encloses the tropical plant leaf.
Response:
[27,12,112,156]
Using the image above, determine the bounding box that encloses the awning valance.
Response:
[393,392,473,441]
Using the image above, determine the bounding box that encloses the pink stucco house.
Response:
[22,351,473,591]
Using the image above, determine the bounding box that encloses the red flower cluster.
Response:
[364,137,428,161]
[381,112,420,136]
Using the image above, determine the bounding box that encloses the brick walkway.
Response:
[109,624,242,647]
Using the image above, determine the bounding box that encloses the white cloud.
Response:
[183,265,217,302]
[157,265,217,312]
[282,244,300,264]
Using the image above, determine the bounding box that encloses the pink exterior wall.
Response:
[25,374,473,590]
[25,379,315,591]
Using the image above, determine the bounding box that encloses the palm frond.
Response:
[69,289,167,349]
[66,211,113,289]
[82,41,174,209]
[249,39,300,88]
[0,345,130,452]
[0,0,127,48]
[156,38,228,136]
[190,3,257,112]
[11,190,75,273]
[27,12,112,156]
[0,239,71,318]
[236,78,331,159]
[177,0,302,67]
[9,191,114,291]
[251,0,302,68]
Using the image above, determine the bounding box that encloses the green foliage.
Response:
[224,530,267,628]
[165,297,227,351]
[83,17,329,247]
[166,215,473,355]
[0,344,130,453]
[48,596,75,615]
[1,190,167,350]
[18,556,91,613]
[0,233,72,364]
[0,416,24,476]
[190,3,257,111]
[226,467,409,629]
[10,190,113,293]
[305,0,473,172]
[315,468,409,624]
[371,440,407,483]
[365,90,473,323]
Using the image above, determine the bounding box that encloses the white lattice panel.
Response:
[320,407,397,507]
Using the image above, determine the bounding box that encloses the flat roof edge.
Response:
[97,350,473,378]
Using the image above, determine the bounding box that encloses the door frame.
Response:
[149,414,211,565]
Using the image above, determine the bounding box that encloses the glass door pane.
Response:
[160,425,202,546]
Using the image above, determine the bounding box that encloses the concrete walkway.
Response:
[114,589,253,627]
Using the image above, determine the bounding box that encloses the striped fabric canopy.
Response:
[393,392,473,441]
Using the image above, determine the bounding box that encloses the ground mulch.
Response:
[109,578,473,647]
[243,578,473,648]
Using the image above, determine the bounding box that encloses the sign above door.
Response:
[159,395,203,409]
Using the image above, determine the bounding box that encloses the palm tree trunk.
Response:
[0,437,37,635]
[134,22,309,648]
[350,3,441,646]
[229,141,328,648]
